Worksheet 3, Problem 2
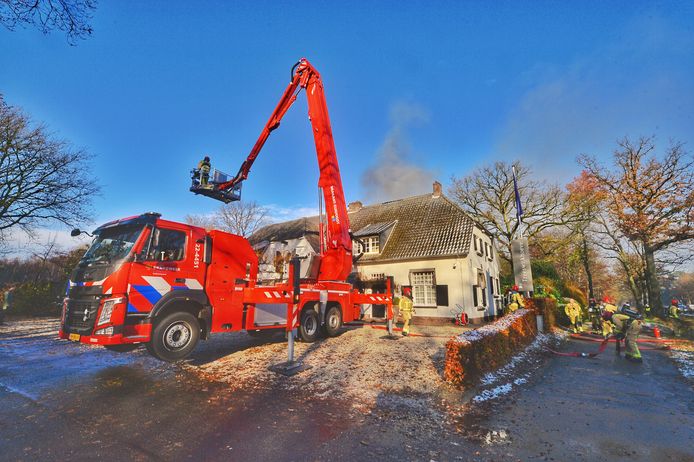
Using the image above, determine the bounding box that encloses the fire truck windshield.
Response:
[79,225,143,266]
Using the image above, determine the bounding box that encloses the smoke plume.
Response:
[361,102,435,203]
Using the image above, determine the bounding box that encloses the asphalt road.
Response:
[0,319,692,461]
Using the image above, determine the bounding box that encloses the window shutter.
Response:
[436,285,448,306]
[472,285,478,306]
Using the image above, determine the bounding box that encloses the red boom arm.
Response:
[217,59,353,282]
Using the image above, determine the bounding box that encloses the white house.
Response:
[249,182,502,323]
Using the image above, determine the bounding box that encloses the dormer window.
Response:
[355,235,380,254]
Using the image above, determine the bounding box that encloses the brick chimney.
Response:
[432,181,442,198]
[348,201,363,212]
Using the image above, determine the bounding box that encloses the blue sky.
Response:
[2,1,693,250]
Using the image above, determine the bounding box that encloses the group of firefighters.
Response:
[503,286,684,364]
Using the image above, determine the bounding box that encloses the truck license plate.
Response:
[68,333,81,342]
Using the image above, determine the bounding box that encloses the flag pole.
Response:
[512,165,523,239]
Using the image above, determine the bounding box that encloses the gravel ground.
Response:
[187,322,469,414]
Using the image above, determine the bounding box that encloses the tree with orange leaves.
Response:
[579,136,694,312]
[565,171,606,300]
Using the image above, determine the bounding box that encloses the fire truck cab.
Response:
[60,212,254,360]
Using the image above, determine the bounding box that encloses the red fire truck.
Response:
[59,59,393,361]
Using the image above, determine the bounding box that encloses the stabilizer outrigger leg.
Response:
[269,257,313,376]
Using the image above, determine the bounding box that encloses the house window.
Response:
[475,236,483,256]
[472,285,487,307]
[411,270,437,306]
[354,235,380,254]
[472,270,487,307]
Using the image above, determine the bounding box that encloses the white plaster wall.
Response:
[467,226,502,318]
[357,260,497,320]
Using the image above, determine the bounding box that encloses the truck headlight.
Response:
[95,327,114,335]
[97,297,124,326]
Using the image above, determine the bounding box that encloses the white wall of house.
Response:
[256,236,316,282]
[356,238,500,320]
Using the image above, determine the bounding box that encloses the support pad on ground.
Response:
[380,334,401,341]
[268,361,312,376]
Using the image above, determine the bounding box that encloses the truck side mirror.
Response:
[71,228,81,237]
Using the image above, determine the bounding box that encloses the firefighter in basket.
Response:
[564,298,584,333]
[193,155,212,186]
[609,304,644,363]
[399,287,414,336]
[507,285,525,313]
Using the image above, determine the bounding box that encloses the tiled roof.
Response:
[352,221,396,237]
[250,217,319,249]
[249,194,476,261]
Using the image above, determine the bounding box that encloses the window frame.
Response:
[145,227,187,262]
[354,235,380,255]
[409,269,437,307]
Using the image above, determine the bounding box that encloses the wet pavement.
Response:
[456,337,694,461]
[1,318,693,461]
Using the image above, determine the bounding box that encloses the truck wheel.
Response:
[323,306,342,337]
[299,309,320,342]
[146,311,200,362]
[104,344,140,353]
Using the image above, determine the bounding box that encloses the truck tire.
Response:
[104,344,140,353]
[299,309,320,342]
[323,305,342,337]
[146,311,200,362]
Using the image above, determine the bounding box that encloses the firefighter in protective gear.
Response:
[564,298,583,333]
[612,310,644,363]
[197,156,211,186]
[601,298,618,339]
[669,299,680,319]
[507,285,525,313]
[399,287,414,336]
[588,298,602,333]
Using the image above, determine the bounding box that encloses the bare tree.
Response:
[0,0,96,43]
[449,160,567,265]
[185,201,270,237]
[30,233,59,283]
[184,213,216,231]
[579,136,694,311]
[215,201,269,237]
[592,213,645,305]
[0,96,99,241]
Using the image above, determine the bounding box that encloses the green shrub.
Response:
[12,282,64,316]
